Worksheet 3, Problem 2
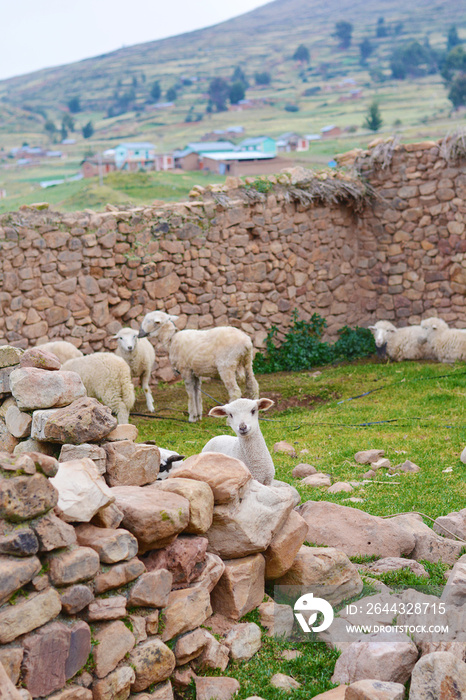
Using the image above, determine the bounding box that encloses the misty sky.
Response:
[1,0,271,81]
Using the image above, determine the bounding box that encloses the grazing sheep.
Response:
[419,317,466,363]
[369,320,435,361]
[36,341,83,365]
[113,327,156,412]
[62,353,135,423]
[138,310,259,422]
[202,397,275,485]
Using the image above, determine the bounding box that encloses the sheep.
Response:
[112,327,156,412]
[36,341,83,365]
[61,353,135,423]
[202,397,275,485]
[138,310,259,422]
[418,317,466,363]
[368,320,435,361]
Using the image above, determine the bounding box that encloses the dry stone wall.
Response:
[0,138,465,381]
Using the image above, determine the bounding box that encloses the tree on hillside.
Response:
[229,81,246,105]
[441,45,466,82]
[68,96,81,113]
[363,100,383,131]
[293,44,310,63]
[447,26,461,52]
[448,73,466,108]
[62,114,75,132]
[376,17,387,38]
[44,120,57,141]
[208,77,230,111]
[360,38,373,62]
[232,66,249,88]
[333,21,353,49]
[82,121,94,139]
[166,87,177,102]
[390,40,438,79]
[150,81,161,102]
[254,71,271,85]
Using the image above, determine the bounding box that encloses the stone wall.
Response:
[0,138,465,381]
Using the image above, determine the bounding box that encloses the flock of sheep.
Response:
[369,317,466,363]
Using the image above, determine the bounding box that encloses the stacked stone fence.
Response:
[0,138,465,381]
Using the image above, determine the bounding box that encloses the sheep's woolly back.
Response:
[421,326,466,363]
[37,341,83,365]
[386,325,427,361]
[168,326,253,377]
[62,353,135,420]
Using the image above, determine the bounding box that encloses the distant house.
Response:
[305,133,322,142]
[155,154,174,171]
[277,133,309,152]
[199,150,285,176]
[81,155,117,178]
[114,142,156,171]
[174,141,235,170]
[239,136,276,156]
[320,125,342,139]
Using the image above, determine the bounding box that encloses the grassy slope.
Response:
[131,357,464,698]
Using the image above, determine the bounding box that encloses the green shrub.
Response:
[253,311,376,373]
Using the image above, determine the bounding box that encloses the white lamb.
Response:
[202,397,275,485]
[112,327,156,412]
[369,320,435,361]
[418,317,466,363]
[138,310,259,422]
[36,341,83,364]
[62,353,135,423]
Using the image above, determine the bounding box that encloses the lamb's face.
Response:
[139,311,178,338]
[209,397,274,436]
[368,322,395,348]
[114,329,139,352]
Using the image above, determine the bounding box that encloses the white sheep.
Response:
[418,317,466,363]
[62,353,135,423]
[36,341,83,364]
[138,310,259,422]
[112,327,156,412]
[202,397,275,485]
[369,320,435,361]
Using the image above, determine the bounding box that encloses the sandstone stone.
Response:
[143,535,208,588]
[128,569,173,607]
[60,584,95,614]
[131,680,174,699]
[48,689,92,700]
[371,458,391,470]
[273,441,297,457]
[192,631,230,672]
[328,481,354,493]
[50,458,114,522]
[93,620,135,678]
[10,367,86,410]
[0,588,62,643]
[110,485,190,553]
[434,508,466,540]
[297,501,416,558]
[173,628,210,665]
[409,651,466,699]
[0,421,19,453]
[189,551,225,592]
[5,406,32,439]
[75,523,138,563]
[32,397,117,444]
[160,586,212,641]
[94,557,146,594]
[258,601,295,637]
[13,438,56,458]
[0,555,41,605]
[292,463,317,478]
[0,647,23,684]
[128,614,148,644]
[0,346,23,368]
[366,557,427,577]
[264,509,308,579]
[0,661,23,700]
[332,632,418,685]
[171,663,196,689]
[0,473,58,522]
[104,440,160,486]
[87,596,127,621]
[441,560,466,606]
[206,479,295,559]
[59,443,107,474]
[106,423,138,441]
[153,477,214,534]
[390,459,420,473]
[20,348,61,371]
[354,450,384,464]
[129,639,176,692]
[65,620,92,680]
[392,513,463,564]
[92,666,135,700]
[270,673,301,691]
[346,679,405,699]
[276,545,363,606]
[145,610,160,635]
[224,622,262,660]
[194,677,240,700]
[48,546,100,585]
[91,501,124,529]
[169,451,251,503]
[0,526,39,557]
[301,472,332,487]
[211,554,265,620]
[24,451,59,477]
[31,512,77,551]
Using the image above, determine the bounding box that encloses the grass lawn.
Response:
[131,357,466,698]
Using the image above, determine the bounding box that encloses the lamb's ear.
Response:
[208,406,228,418]
[169,314,179,322]
[111,334,120,340]
[368,325,376,331]
[257,398,274,411]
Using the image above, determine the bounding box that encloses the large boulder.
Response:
[206,480,296,559]
[10,367,86,410]
[50,459,114,522]
[0,473,58,522]
[409,651,466,699]
[30,397,117,444]
[434,508,466,540]
[74,524,138,564]
[297,501,416,558]
[153,478,214,534]
[211,554,265,620]
[103,440,160,487]
[264,509,308,579]
[391,513,464,565]
[168,452,251,503]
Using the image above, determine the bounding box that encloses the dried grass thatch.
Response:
[440,129,466,162]
[353,135,400,174]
